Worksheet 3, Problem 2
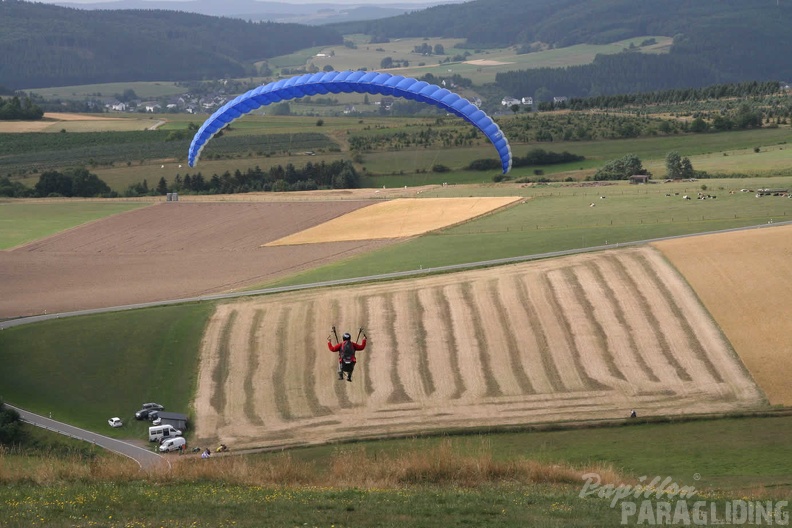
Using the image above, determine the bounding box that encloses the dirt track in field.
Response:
[194,246,765,450]
[653,224,792,406]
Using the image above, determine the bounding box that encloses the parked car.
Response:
[159,437,186,452]
[141,403,164,411]
[108,417,123,428]
[148,411,162,425]
[149,424,182,442]
[135,408,157,420]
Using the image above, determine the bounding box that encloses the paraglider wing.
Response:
[188,71,512,173]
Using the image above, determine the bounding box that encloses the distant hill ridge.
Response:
[51,0,456,25]
[0,0,342,89]
[3,0,792,95]
[331,0,792,93]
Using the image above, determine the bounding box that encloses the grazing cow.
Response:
[683,195,691,200]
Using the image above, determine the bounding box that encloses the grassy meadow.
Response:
[263,174,792,288]
[0,200,148,249]
[27,81,189,101]
[0,303,213,435]
[2,412,790,527]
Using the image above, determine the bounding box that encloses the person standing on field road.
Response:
[327,329,367,382]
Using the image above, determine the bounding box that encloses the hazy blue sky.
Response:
[40,0,447,4]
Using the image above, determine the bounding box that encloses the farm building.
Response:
[156,411,189,431]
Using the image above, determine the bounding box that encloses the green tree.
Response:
[156,176,169,195]
[665,151,694,179]
[0,400,24,445]
[70,168,111,197]
[680,157,694,179]
[269,102,291,116]
[689,117,709,133]
[593,154,648,181]
[733,104,763,129]
[35,170,72,197]
[665,151,683,179]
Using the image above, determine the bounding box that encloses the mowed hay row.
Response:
[194,246,766,450]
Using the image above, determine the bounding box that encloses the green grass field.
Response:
[286,415,792,492]
[0,201,148,249]
[263,175,792,288]
[0,303,213,436]
[27,81,188,101]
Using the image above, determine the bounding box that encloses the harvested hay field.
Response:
[266,197,521,245]
[194,246,764,450]
[0,113,128,133]
[654,224,792,406]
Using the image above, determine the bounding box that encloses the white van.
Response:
[159,437,187,452]
[148,424,182,442]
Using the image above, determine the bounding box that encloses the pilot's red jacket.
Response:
[328,338,366,363]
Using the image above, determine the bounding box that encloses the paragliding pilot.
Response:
[328,327,367,382]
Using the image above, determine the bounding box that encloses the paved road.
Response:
[9,405,168,470]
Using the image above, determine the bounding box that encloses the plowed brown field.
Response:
[194,246,765,450]
[0,201,384,318]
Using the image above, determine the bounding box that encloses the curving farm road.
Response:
[8,404,167,470]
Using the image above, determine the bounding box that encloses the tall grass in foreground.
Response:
[0,439,622,489]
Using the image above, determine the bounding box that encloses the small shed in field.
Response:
[630,175,650,184]
[156,411,189,431]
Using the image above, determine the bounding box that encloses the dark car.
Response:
[135,407,158,420]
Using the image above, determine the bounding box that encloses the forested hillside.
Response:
[333,0,792,96]
[0,0,342,90]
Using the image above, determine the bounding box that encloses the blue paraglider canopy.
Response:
[188,71,512,173]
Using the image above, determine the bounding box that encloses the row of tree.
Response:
[496,52,728,102]
[591,151,699,181]
[0,168,113,198]
[561,81,783,111]
[0,96,43,120]
[124,160,362,197]
[468,148,584,171]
